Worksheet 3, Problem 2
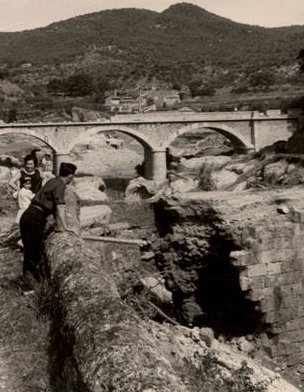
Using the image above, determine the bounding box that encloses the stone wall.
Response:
[153,188,304,369]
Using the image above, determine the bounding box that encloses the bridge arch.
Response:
[0,129,56,151]
[164,123,254,151]
[66,125,167,183]
[66,125,158,152]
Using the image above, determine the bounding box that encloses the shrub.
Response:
[181,352,268,392]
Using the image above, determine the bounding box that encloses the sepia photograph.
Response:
[0,0,303,390]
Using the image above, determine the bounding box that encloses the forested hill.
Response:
[0,2,303,87]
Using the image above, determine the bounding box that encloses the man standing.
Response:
[20,162,78,281]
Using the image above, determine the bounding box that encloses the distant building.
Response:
[105,95,147,113]
[145,89,181,107]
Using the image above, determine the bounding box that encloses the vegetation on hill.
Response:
[0,2,303,119]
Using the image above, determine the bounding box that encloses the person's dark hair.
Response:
[59,162,77,177]
[24,154,38,167]
[30,148,41,155]
[20,176,32,188]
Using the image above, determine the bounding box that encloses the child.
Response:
[14,176,35,224]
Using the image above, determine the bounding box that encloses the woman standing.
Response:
[9,154,43,194]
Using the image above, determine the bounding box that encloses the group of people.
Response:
[9,150,78,282]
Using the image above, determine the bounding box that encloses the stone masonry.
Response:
[0,109,303,181]
[153,187,304,369]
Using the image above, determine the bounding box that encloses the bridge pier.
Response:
[144,149,167,183]
[53,152,71,175]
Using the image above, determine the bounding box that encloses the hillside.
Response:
[0,2,303,120]
[0,4,303,78]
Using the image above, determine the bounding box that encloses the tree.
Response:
[297,49,304,73]
[47,78,65,95]
[248,70,274,91]
[8,107,17,123]
[65,73,94,96]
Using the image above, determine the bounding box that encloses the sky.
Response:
[0,0,303,32]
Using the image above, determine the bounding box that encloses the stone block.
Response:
[264,274,280,287]
[286,317,304,332]
[277,306,300,322]
[248,262,281,278]
[277,340,301,356]
[261,311,276,324]
[261,249,295,264]
[239,276,252,291]
[230,250,256,267]
[285,330,304,344]
[294,248,304,263]
[255,224,295,240]
[250,276,265,290]
[247,264,267,277]
[280,295,301,308]
[250,287,273,302]
[278,271,302,285]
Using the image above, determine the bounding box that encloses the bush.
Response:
[198,163,216,191]
[231,85,249,94]
[181,352,268,392]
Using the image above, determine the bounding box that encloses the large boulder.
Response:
[212,168,240,190]
[125,177,161,201]
[171,178,198,193]
[179,156,231,173]
[79,205,112,229]
[0,166,11,181]
[0,155,20,168]
[262,160,288,184]
[73,176,108,205]
[287,130,304,154]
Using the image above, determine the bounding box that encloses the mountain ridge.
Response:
[0,2,303,93]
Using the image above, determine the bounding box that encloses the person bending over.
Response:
[20,162,78,281]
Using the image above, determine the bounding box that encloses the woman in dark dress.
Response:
[10,154,42,194]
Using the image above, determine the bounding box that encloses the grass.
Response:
[178,352,269,392]
[0,222,51,392]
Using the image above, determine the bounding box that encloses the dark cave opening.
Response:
[195,252,263,337]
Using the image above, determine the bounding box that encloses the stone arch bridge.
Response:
[0,109,303,182]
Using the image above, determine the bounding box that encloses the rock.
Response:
[105,137,124,149]
[73,176,108,205]
[212,169,239,190]
[190,327,201,343]
[171,178,198,193]
[125,177,160,201]
[181,297,205,325]
[262,160,288,184]
[141,251,155,261]
[180,156,231,173]
[79,205,112,228]
[108,222,131,234]
[0,166,10,180]
[277,205,290,214]
[199,327,214,348]
[287,130,304,154]
[140,276,172,304]
[236,336,255,355]
[0,155,20,168]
